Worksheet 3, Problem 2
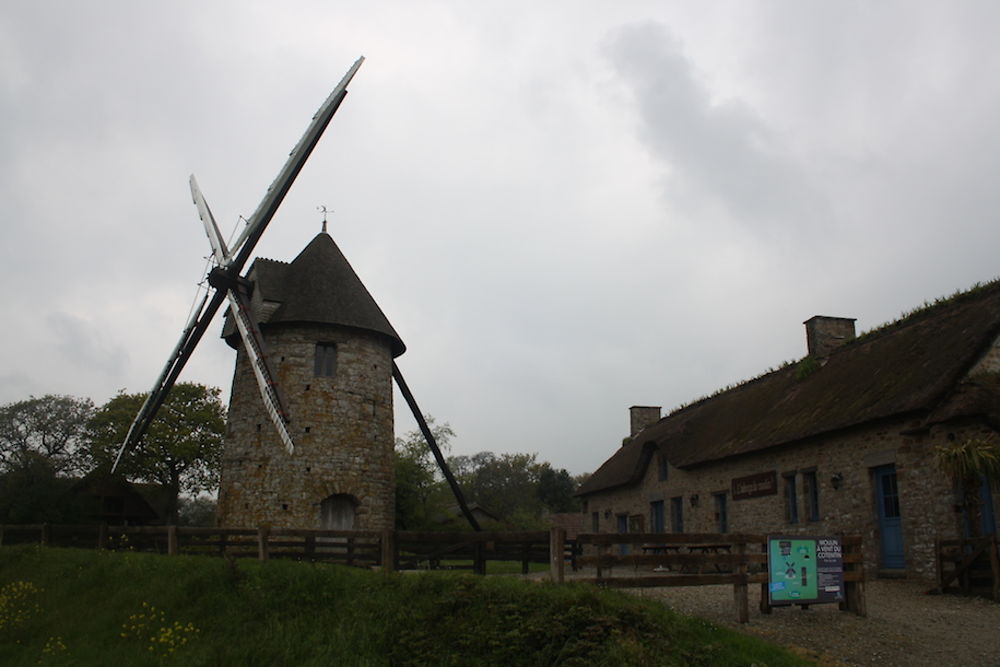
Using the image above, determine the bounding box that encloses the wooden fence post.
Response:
[41,524,50,547]
[990,536,1000,602]
[845,577,867,617]
[167,525,178,556]
[257,526,270,561]
[596,539,608,581]
[843,537,867,617]
[759,539,772,614]
[733,540,749,624]
[97,524,108,550]
[935,538,945,593]
[473,541,485,575]
[380,530,396,573]
[550,527,566,583]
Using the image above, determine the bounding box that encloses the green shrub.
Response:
[0,546,809,666]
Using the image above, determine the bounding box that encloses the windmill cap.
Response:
[222,232,405,357]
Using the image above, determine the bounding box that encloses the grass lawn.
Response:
[0,545,811,666]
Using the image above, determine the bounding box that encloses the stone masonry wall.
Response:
[217,323,395,531]
[583,417,998,581]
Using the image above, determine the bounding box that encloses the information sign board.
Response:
[766,536,844,606]
[731,471,778,500]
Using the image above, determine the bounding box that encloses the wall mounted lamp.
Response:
[689,494,699,507]
[831,472,844,490]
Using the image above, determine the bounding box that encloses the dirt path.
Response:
[629,579,1000,666]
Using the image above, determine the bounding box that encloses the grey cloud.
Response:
[603,21,823,234]
[47,312,129,378]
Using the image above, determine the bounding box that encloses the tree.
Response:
[87,383,226,523]
[936,436,1000,538]
[394,416,454,530]
[177,495,218,527]
[449,452,543,527]
[537,464,579,513]
[394,416,581,530]
[0,451,76,524]
[446,453,582,528]
[0,395,95,475]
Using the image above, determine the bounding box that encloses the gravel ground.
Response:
[623,579,1000,666]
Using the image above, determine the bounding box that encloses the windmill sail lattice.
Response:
[112,57,365,471]
[193,175,295,455]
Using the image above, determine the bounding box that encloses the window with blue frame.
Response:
[803,470,820,521]
[713,492,728,533]
[658,453,669,481]
[650,500,665,533]
[783,472,799,524]
[670,496,683,533]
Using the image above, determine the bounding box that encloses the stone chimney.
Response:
[803,316,856,357]
[629,405,661,439]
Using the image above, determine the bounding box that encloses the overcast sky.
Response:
[4,1,1000,475]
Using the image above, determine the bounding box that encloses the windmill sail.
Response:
[112,290,211,472]
[193,175,295,454]
[226,56,364,271]
[112,57,365,471]
[392,362,482,531]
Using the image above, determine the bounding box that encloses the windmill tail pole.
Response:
[392,362,481,532]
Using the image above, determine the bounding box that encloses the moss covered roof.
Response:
[578,280,1000,497]
[223,233,405,357]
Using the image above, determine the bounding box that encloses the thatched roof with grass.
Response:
[579,281,1000,497]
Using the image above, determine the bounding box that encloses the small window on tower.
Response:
[314,343,337,377]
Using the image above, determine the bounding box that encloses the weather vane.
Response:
[317,205,333,233]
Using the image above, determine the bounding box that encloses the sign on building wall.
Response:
[731,471,778,500]
[766,536,844,606]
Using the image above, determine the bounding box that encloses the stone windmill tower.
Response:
[113,58,481,532]
[216,231,405,530]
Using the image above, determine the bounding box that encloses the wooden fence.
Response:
[936,535,1000,600]
[0,523,388,566]
[550,530,866,624]
[1,524,866,624]
[0,524,559,574]
[394,531,553,574]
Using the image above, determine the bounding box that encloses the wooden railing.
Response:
[395,531,550,574]
[0,524,388,567]
[0,524,554,574]
[549,531,866,623]
[1,523,865,623]
[936,535,1000,600]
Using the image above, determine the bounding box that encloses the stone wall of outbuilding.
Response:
[582,416,998,581]
[217,323,395,531]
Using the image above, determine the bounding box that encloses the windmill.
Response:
[114,57,480,531]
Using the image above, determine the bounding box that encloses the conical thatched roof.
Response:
[223,233,405,357]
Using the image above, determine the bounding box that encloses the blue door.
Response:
[874,465,905,568]
[650,501,665,533]
[982,477,997,536]
[963,476,997,537]
[617,514,629,555]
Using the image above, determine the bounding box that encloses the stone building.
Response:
[216,232,405,531]
[578,281,1000,580]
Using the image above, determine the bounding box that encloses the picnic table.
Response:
[642,543,682,571]
[687,543,732,572]
[639,543,733,573]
